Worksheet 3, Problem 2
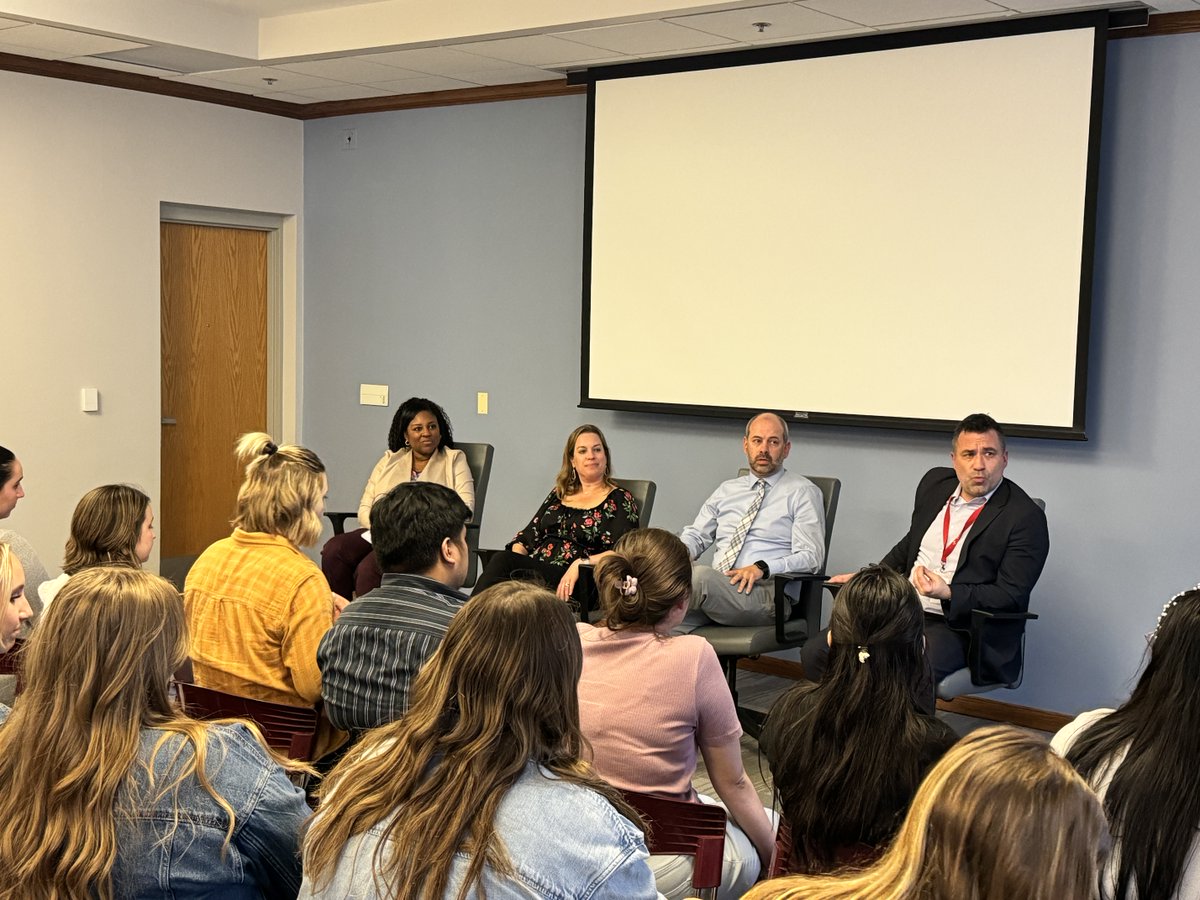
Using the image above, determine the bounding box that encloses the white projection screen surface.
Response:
[582,15,1105,439]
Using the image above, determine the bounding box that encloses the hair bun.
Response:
[263,442,279,456]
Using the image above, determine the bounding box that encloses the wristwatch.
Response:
[754,560,770,578]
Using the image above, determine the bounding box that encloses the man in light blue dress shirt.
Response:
[678,413,826,629]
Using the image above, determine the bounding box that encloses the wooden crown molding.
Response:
[2,10,1191,120]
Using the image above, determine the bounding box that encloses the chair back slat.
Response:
[175,682,318,760]
[620,789,727,896]
[0,638,25,696]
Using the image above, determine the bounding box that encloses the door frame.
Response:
[160,202,298,441]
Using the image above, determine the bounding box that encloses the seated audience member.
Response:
[1053,584,1200,899]
[679,413,824,629]
[0,567,309,899]
[761,566,958,873]
[38,484,155,608]
[803,413,1049,711]
[299,582,658,900]
[577,527,776,898]
[318,481,472,734]
[0,542,33,688]
[321,397,474,599]
[185,433,345,709]
[742,725,1108,900]
[473,424,639,598]
[0,445,49,615]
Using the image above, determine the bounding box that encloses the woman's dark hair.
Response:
[0,447,15,488]
[767,565,943,872]
[595,528,691,631]
[387,398,455,454]
[1066,587,1200,899]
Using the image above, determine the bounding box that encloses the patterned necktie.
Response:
[716,479,766,572]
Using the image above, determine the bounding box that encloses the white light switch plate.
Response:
[360,384,389,406]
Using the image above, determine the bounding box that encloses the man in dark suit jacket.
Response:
[802,413,1049,701]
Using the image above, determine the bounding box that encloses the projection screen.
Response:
[579,12,1107,439]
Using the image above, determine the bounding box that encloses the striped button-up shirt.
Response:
[317,572,466,733]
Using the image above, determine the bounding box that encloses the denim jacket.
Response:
[299,761,658,899]
[0,707,308,900]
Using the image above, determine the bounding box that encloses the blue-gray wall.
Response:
[303,33,1200,714]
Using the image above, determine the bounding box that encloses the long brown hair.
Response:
[231,432,326,547]
[743,725,1108,900]
[61,484,149,574]
[303,581,644,900]
[0,567,292,900]
[553,424,615,498]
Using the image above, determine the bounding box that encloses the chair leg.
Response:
[722,656,767,740]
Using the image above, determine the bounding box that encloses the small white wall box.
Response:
[81,388,99,412]
[359,384,389,406]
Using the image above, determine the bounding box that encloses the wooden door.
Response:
[160,223,268,558]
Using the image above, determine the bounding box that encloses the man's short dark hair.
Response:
[953,413,1006,452]
[370,482,472,575]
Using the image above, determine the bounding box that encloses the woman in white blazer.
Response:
[321,397,474,598]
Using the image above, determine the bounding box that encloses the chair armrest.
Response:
[574,563,600,621]
[325,512,357,536]
[968,608,1038,639]
[772,573,828,643]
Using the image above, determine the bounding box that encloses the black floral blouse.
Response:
[508,487,640,567]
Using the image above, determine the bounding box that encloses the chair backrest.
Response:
[174,682,319,760]
[457,442,494,589]
[612,477,656,527]
[620,788,727,898]
[736,470,841,567]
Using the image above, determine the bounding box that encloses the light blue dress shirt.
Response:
[680,468,825,575]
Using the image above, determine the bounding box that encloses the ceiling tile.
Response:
[279,83,395,100]
[369,75,480,94]
[273,56,410,83]
[993,0,1123,9]
[0,16,25,30]
[667,3,862,41]
[454,34,618,67]
[559,20,738,55]
[94,45,259,75]
[0,23,146,59]
[64,55,183,77]
[455,66,566,86]
[1142,0,1200,10]
[189,65,345,91]
[363,46,514,75]
[257,91,312,104]
[167,74,265,94]
[798,0,1006,27]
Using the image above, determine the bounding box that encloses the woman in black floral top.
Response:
[473,425,639,599]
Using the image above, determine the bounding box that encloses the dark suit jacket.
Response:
[880,467,1049,685]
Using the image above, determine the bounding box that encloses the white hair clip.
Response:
[1147,583,1200,644]
[621,575,639,596]
[857,645,870,664]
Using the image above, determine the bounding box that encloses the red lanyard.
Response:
[941,498,985,571]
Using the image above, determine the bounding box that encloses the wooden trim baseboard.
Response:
[0,52,306,117]
[292,81,585,119]
[737,657,1072,733]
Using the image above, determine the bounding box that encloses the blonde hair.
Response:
[0,567,295,900]
[231,432,326,547]
[595,528,691,631]
[303,581,644,900]
[0,542,12,615]
[743,725,1108,900]
[61,484,149,574]
[553,424,614,498]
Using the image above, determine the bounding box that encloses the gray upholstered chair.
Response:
[691,475,841,736]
